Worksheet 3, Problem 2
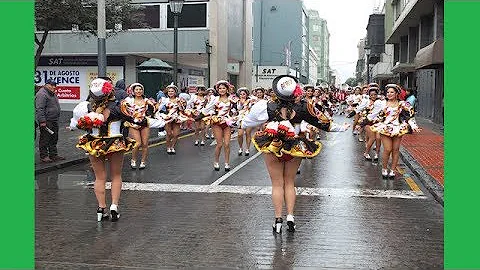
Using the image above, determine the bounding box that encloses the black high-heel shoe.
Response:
[110,204,120,222]
[286,220,296,232]
[97,207,109,222]
[272,217,283,234]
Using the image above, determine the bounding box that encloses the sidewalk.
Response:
[400,116,444,205]
[34,111,190,174]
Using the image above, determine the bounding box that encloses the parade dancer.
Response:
[236,87,254,156]
[370,84,421,178]
[302,85,317,140]
[358,86,382,161]
[120,83,158,169]
[204,87,216,139]
[202,80,238,171]
[187,85,209,146]
[242,75,350,234]
[157,84,189,154]
[69,78,137,222]
[346,87,363,130]
[354,84,375,142]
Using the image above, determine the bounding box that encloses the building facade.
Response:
[252,0,310,85]
[308,46,319,86]
[367,8,396,89]
[35,0,253,110]
[356,38,366,84]
[307,10,330,85]
[385,0,444,125]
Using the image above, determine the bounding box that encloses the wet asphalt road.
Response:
[35,118,444,269]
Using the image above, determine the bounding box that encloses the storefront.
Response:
[35,56,125,110]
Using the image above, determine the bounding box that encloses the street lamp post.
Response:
[365,48,371,84]
[97,0,107,77]
[169,0,184,86]
[294,61,299,80]
[205,40,212,87]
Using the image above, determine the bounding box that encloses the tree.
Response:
[344,77,360,87]
[35,0,146,69]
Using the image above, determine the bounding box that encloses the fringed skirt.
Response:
[252,131,322,160]
[370,122,411,137]
[77,134,137,157]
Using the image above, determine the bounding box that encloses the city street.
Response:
[35,118,444,269]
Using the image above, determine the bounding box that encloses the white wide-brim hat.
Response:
[272,75,300,101]
[90,78,113,98]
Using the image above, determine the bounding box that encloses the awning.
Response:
[136,58,172,70]
[373,73,397,80]
[391,62,416,74]
[414,39,444,69]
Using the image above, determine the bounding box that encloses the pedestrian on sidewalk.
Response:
[114,79,128,101]
[370,84,421,178]
[114,79,129,138]
[35,79,65,163]
[405,88,417,110]
[241,75,350,234]
[69,78,137,222]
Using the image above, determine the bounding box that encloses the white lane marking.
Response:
[98,182,426,199]
[210,151,262,186]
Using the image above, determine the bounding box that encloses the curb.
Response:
[400,147,444,206]
[34,131,193,175]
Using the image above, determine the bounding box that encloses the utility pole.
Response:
[97,0,107,77]
[206,40,211,87]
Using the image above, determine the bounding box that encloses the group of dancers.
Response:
[342,83,421,178]
[68,75,419,234]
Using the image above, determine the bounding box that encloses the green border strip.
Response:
[0,1,34,269]
[444,1,480,269]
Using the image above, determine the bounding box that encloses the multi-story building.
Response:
[385,0,444,125]
[35,0,253,110]
[252,0,310,85]
[366,6,396,89]
[308,10,330,85]
[308,46,318,86]
[356,38,366,84]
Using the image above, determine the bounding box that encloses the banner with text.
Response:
[35,66,124,104]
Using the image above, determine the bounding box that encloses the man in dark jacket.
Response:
[35,79,64,162]
[114,79,128,101]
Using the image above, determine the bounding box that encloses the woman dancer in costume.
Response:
[236,87,254,156]
[302,85,317,140]
[370,84,421,178]
[202,80,238,171]
[157,84,189,154]
[120,83,157,169]
[242,75,350,233]
[69,78,136,222]
[204,87,216,139]
[358,86,382,162]
[187,85,209,146]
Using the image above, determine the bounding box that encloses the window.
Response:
[312,25,319,32]
[167,3,207,28]
[125,4,160,29]
[144,5,160,28]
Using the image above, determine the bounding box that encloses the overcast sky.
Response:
[303,0,383,83]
